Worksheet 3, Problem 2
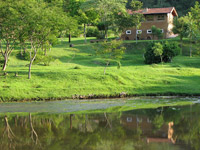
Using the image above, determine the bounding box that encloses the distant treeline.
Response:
[127,0,200,16]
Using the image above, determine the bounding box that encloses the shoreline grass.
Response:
[1,37,200,102]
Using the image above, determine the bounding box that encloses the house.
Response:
[121,114,176,144]
[121,7,178,40]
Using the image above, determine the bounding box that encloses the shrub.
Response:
[86,26,100,37]
[74,66,81,69]
[144,41,180,64]
[162,41,180,62]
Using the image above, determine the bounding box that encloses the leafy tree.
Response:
[20,2,69,79]
[95,40,126,75]
[78,8,99,43]
[115,0,144,40]
[0,0,22,71]
[153,42,163,64]
[151,25,163,40]
[85,0,128,39]
[191,1,200,32]
[187,13,198,57]
[172,16,189,55]
[144,41,180,64]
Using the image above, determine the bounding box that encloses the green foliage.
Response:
[95,40,126,74]
[86,26,100,37]
[190,1,200,31]
[173,17,190,40]
[144,41,180,64]
[35,54,55,66]
[0,56,4,67]
[130,0,143,10]
[144,42,161,64]
[18,51,55,66]
[74,66,81,69]
[96,40,126,64]
[162,41,180,62]
[153,115,164,130]
[151,25,163,40]
[153,42,163,63]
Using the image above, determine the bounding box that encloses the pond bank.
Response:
[1,93,200,103]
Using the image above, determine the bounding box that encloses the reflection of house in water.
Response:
[121,115,176,144]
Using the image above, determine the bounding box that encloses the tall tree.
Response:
[190,1,200,33]
[84,0,128,39]
[115,0,144,38]
[18,1,70,79]
[0,0,22,71]
[172,16,189,55]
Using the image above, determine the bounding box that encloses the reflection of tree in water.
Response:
[1,116,16,150]
[173,105,200,150]
[29,113,39,145]
[0,105,200,150]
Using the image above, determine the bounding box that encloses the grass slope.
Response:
[0,37,200,101]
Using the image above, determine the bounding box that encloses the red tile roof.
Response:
[128,7,178,16]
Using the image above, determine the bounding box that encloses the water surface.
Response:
[0,97,200,150]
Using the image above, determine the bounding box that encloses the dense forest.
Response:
[127,0,200,16]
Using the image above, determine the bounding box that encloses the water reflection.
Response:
[0,104,200,150]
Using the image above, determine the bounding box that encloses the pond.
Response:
[0,97,200,150]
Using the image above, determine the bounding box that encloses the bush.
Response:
[86,26,100,37]
[144,41,180,64]
[144,42,161,64]
[162,41,180,62]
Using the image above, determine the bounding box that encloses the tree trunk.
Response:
[180,37,183,56]
[24,47,26,54]
[84,24,87,43]
[29,113,38,144]
[104,62,109,75]
[69,33,71,43]
[21,47,23,56]
[190,41,192,57]
[28,49,37,79]
[2,54,8,71]
[44,48,47,56]
[105,28,108,39]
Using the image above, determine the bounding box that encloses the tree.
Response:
[153,42,163,64]
[187,13,198,57]
[95,40,126,75]
[84,0,128,39]
[172,16,189,55]
[115,0,144,40]
[151,25,163,40]
[190,1,200,32]
[21,1,69,79]
[78,8,99,43]
[63,0,83,43]
[0,0,22,71]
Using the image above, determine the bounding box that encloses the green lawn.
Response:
[0,37,200,102]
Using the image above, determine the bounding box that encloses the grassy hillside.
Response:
[0,37,200,102]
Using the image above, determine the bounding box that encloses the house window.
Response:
[137,30,142,34]
[126,30,131,35]
[147,29,152,34]
[146,15,154,21]
[157,15,165,20]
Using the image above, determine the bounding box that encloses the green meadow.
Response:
[0,37,200,102]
